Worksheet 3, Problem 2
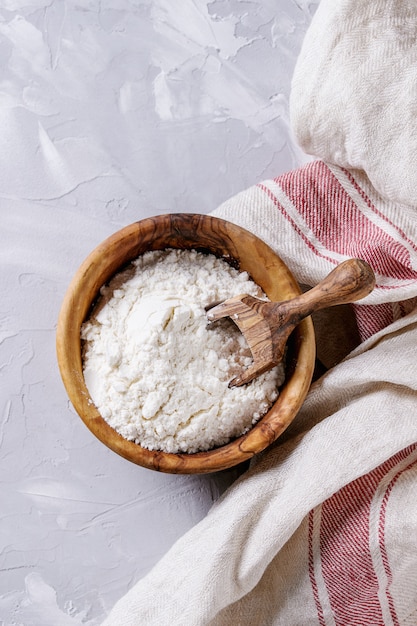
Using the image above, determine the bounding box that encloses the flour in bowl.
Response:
[81,249,284,453]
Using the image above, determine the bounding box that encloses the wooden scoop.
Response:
[206,258,375,387]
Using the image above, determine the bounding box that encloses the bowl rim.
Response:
[56,213,315,473]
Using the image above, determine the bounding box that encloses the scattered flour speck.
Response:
[81,249,285,453]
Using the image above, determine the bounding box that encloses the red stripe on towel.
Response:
[343,168,417,256]
[377,453,417,626]
[276,161,417,283]
[257,182,338,265]
[308,445,417,625]
[308,511,326,626]
[353,302,394,340]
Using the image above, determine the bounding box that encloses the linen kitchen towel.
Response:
[102,1,417,624]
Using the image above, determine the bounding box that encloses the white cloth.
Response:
[102,1,417,624]
[290,0,417,208]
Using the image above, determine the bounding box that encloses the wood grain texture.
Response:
[208,259,375,386]
[56,213,316,474]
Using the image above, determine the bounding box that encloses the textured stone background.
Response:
[0,1,318,623]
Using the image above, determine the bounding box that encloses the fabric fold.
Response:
[101,0,417,622]
[102,311,417,625]
[290,0,417,207]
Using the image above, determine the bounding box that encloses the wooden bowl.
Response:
[56,213,315,474]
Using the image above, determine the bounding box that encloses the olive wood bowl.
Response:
[56,213,315,474]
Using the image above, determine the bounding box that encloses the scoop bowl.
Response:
[56,213,316,474]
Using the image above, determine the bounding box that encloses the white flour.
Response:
[81,249,284,453]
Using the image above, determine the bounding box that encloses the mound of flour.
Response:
[81,249,284,454]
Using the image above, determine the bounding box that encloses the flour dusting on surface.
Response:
[81,249,284,453]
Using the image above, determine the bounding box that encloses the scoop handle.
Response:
[277,258,375,320]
